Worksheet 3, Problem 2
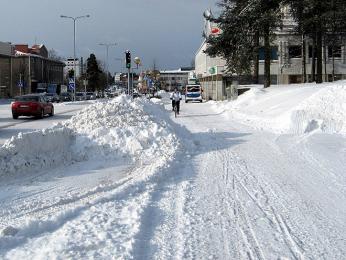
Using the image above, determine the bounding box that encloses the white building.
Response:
[195,7,346,101]
[159,67,193,91]
[64,58,81,78]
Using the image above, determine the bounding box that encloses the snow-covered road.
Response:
[0,101,94,145]
[1,87,346,259]
[150,101,346,259]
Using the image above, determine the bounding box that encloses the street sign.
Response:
[209,66,217,75]
[17,81,23,88]
[68,78,75,90]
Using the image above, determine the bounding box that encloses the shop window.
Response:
[308,46,317,58]
[289,46,302,58]
[258,46,278,60]
[328,46,342,58]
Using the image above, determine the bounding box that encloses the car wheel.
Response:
[12,113,18,119]
[38,109,44,119]
[185,100,188,103]
[49,107,54,116]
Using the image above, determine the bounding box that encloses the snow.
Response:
[212,81,346,134]
[0,82,346,259]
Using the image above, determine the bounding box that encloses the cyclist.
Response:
[170,88,182,114]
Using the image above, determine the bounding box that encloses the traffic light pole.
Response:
[125,50,131,96]
[128,68,131,95]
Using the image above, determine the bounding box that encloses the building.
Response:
[0,42,14,56]
[64,58,81,78]
[195,7,346,101]
[0,42,65,98]
[159,67,194,91]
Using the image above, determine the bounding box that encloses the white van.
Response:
[185,85,203,103]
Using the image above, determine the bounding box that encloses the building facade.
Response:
[195,8,346,101]
[0,42,65,98]
[159,67,194,91]
[64,58,81,79]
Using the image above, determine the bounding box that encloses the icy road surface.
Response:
[1,93,345,259]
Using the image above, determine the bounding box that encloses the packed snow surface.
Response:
[1,82,346,259]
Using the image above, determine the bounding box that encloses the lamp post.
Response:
[99,43,117,90]
[60,14,90,101]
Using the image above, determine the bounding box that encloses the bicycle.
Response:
[173,102,178,118]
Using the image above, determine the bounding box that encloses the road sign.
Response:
[17,81,23,88]
[68,78,75,90]
[209,66,217,75]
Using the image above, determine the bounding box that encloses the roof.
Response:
[160,68,192,74]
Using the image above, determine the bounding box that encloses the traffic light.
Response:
[68,69,74,79]
[125,50,131,69]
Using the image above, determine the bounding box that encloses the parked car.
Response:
[44,93,60,103]
[75,92,86,101]
[86,92,96,100]
[59,92,72,102]
[11,94,54,119]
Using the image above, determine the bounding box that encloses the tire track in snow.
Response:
[222,149,305,259]
[222,151,266,260]
[0,151,175,258]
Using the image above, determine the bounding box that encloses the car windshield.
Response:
[187,87,200,92]
[61,93,70,96]
[15,96,39,102]
[87,92,93,95]
[76,93,84,96]
[46,93,54,96]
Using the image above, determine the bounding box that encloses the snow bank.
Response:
[0,95,178,178]
[289,84,346,134]
[212,81,346,135]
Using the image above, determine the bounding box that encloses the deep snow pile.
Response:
[0,95,179,178]
[212,81,346,134]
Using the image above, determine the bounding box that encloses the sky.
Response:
[0,0,218,74]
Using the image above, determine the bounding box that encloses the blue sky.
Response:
[1,0,218,73]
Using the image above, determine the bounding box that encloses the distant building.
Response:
[159,67,194,91]
[114,73,122,82]
[15,44,48,58]
[64,58,81,78]
[0,41,14,56]
[0,42,65,98]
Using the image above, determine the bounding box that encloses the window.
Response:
[258,47,278,60]
[288,46,302,58]
[308,46,316,58]
[328,46,342,58]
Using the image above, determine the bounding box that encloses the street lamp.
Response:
[60,14,90,101]
[134,57,141,69]
[99,43,117,90]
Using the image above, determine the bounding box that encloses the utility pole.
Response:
[99,43,117,90]
[60,14,90,101]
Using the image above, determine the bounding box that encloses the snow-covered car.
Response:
[75,92,86,101]
[86,92,96,100]
[44,93,60,103]
[59,92,72,102]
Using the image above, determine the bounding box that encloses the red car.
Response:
[11,94,54,119]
